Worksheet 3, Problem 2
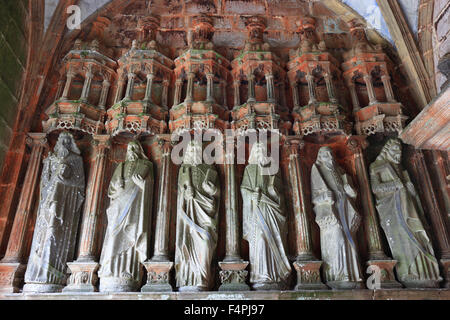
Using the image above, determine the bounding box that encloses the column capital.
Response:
[92,134,111,149]
[163,79,170,86]
[158,139,172,156]
[102,79,111,86]
[175,78,183,85]
[26,133,48,148]
[128,72,136,79]
[147,73,155,80]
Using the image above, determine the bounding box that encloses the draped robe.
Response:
[25,152,85,289]
[175,164,219,290]
[99,159,153,291]
[241,164,291,288]
[370,160,441,286]
[311,163,363,287]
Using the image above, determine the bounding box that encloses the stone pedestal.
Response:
[218,261,250,291]
[0,263,26,293]
[63,261,99,292]
[441,259,450,288]
[141,261,173,292]
[23,283,64,293]
[293,260,328,290]
[366,260,402,289]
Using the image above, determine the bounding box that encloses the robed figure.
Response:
[175,141,220,292]
[311,147,363,289]
[241,143,291,290]
[370,139,441,288]
[24,132,85,293]
[99,141,153,292]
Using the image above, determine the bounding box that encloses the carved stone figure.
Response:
[241,143,291,290]
[175,141,220,292]
[98,141,153,292]
[370,139,442,288]
[311,147,364,289]
[23,132,85,293]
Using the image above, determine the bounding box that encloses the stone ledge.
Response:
[0,289,449,300]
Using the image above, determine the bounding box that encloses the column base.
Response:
[441,259,450,288]
[367,260,402,289]
[326,281,365,290]
[99,277,140,293]
[400,279,442,289]
[23,283,64,293]
[293,260,328,291]
[0,262,26,293]
[141,261,173,292]
[218,261,250,291]
[63,261,99,293]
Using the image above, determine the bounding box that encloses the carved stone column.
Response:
[411,150,450,287]
[98,80,111,109]
[142,140,173,292]
[233,79,240,107]
[144,73,155,103]
[125,73,135,101]
[291,81,300,109]
[221,80,227,107]
[381,75,396,103]
[247,74,256,103]
[219,136,250,291]
[306,74,317,104]
[206,73,215,103]
[114,75,126,104]
[80,65,94,102]
[347,80,361,112]
[62,71,75,100]
[0,133,47,293]
[364,74,378,105]
[347,138,401,288]
[288,140,327,290]
[185,72,195,103]
[162,79,169,109]
[55,78,65,101]
[63,135,110,293]
[324,73,338,104]
[174,79,183,106]
[265,73,275,103]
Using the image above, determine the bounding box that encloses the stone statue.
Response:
[370,139,442,288]
[311,147,364,289]
[175,141,220,292]
[241,143,291,290]
[99,141,153,292]
[24,132,85,293]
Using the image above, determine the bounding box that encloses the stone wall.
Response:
[0,0,29,169]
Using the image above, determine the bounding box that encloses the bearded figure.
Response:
[241,143,291,290]
[24,132,85,293]
[311,147,363,289]
[99,141,153,292]
[175,141,220,292]
[370,139,441,288]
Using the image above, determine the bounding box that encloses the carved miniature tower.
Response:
[231,16,291,135]
[288,16,351,138]
[106,16,172,137]
[342,20,408,136]
[169,15,231,134]
[43,39,117,135]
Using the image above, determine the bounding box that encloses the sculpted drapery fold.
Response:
[311,147,363,289]
[24,132,85,293]
[175,141,220,292]
[98,141,153,292]
[370,139,442,288]
[241,143,291,290]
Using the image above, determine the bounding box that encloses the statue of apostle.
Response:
[24,132,85,293]
[99,141,153,292]
[370,139,441,288]
[311,147,364,289]
[241,142,291,290]
[175,141,220,292]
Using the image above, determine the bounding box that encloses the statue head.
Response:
[54,132,80,158]
[377,138,402,164]
[248,142,271,167]
[315,146,336,169]
[183,140,203,166]
[126,141,148,162]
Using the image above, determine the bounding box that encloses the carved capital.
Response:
[26,133,48,148]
